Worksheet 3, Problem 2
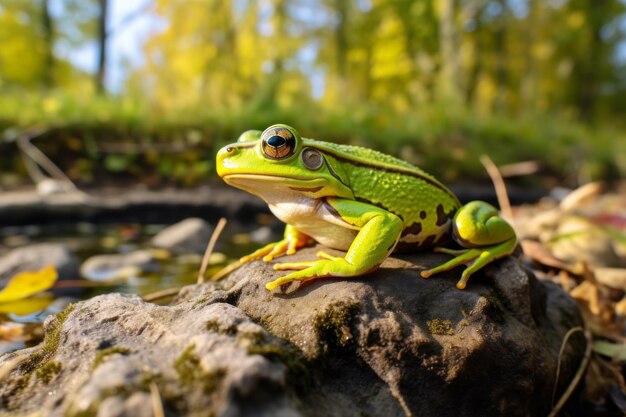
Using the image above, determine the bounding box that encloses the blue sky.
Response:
[61,0,160,92]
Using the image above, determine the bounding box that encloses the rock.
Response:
[0,247,584,417]
[151,218,212,254]
[80,250,160,281]
[0,294,305,417]
[0,243,80,286]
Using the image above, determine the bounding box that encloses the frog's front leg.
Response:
[266,198,403,292]
[240,224,313,263]
[420,201,517,289]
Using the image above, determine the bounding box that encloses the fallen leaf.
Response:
[520,239,584,274]
[0,265,58,303]
[0,322,24,341]
[0,293,54,315]
[559,182,603,211]
[593,340,626,361]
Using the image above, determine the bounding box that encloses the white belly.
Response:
[269,198,358,251]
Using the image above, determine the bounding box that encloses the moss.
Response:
[245,332,287,360]
[206,319,236,335]
[427,319,455,336]
[174,344,226,394]
[243,331,309,389]
[92,346,132,370]
[35,361,62,383]
[480,290,507,324]
[174,344,200,385]
[313,301,360,353]
[20,304,76,374]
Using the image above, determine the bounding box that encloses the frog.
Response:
[216,124,517,293]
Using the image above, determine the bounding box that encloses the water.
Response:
[0,218,282,353]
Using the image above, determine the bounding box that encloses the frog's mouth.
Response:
[222,174,328,194]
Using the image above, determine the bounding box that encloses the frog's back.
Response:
[308,138,461,250]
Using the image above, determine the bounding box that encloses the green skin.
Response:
[216,124,517,293]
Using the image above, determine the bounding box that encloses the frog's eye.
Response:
[261,127,296,160]
[301,148,324,170]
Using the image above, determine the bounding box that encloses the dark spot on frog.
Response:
[420,234,437,249]
[401,222,422,237]
[437,204,450,226]
[420,210,427,219]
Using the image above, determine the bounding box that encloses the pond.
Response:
[0,216,282,354]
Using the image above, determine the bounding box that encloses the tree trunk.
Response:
[96,0,109,94]
[438,0,461,101]
[334,0,348,100]
[493,0,508,112]
[42,0,54,88]
[520,0,537,111]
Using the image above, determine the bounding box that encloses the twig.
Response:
[498,160,541,177]
[17,128,90,200]
[142,287,182,303]
[17,130,77,189]
[479,154,513,221]
[197,218,227,284]
[52,280,118,288]
[149,382,165,417]
[548,327,593,417]
[210,259,243,281]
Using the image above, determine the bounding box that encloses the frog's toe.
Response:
[315,251,343,261]
[266,274,305,292]
[273,260,318,271]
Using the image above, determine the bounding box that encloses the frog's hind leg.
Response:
[420,201,517,289]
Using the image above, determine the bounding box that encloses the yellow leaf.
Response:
[0,293,54,315]
[0,265,58,303]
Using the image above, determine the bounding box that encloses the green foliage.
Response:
[0,91,624,187]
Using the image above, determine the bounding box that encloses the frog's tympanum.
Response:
[217,124,517,293]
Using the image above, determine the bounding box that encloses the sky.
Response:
[61,0,160,93]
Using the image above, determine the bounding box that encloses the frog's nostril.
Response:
[226,146,234,153]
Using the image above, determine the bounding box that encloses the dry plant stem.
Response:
[498,160,541,177]
[197,217,228,284]
[479,154,513,222]
[53,280,117,288]
[548,327,593,417]
[142,287,181,302]
[150,382,165,417]
[17,130,79,190]
[211,259,243,281]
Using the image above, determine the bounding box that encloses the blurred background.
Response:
[0,0,625,189]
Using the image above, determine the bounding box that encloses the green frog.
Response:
[216,124,517,293]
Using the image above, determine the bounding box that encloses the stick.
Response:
[149,382,165,417]
[210,259,243,281]
[548,327,593,417]
[480,154,513,221]
[142,287,181,302]
[197,218,227,284]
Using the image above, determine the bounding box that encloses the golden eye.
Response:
[301,148,323,170]
[261,127,296,160]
